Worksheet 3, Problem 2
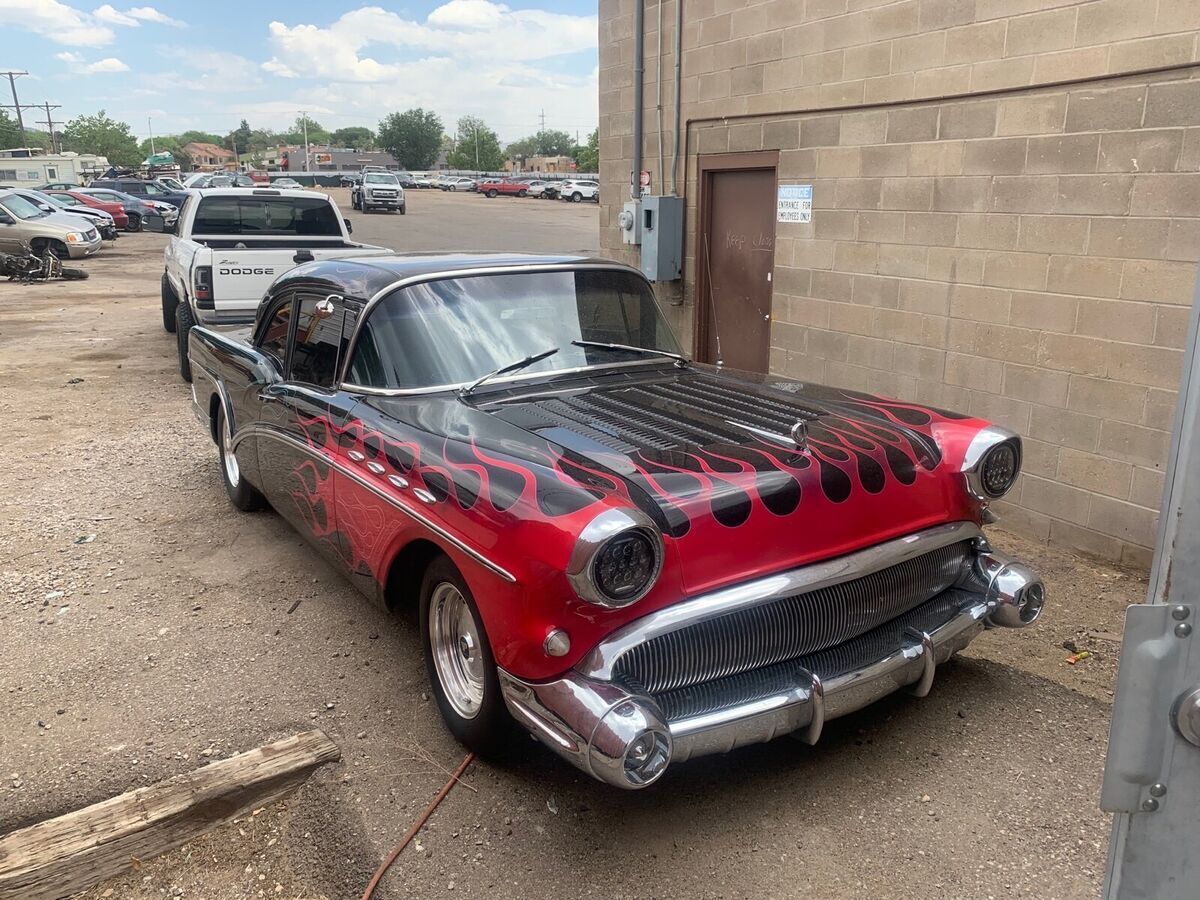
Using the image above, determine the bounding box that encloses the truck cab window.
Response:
[290,296,348,389]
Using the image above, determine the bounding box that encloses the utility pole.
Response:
[147,116,155,155]
[36,102,63,153]
[539,108,546,133]
[301,113,310,172]
[474,123,479,170]
[1,70,34,145]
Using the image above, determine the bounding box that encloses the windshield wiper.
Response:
[459,347,559,397]
[571,340,687,367]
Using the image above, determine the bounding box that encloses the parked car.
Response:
[152,187,391,381]
[477,178,533,198]
[143,198,180,229]
[76,187,157,232]
[340,174,359,187]
[185,252,1045,789]
[43,189,129,230]
[89,177,189,209]
[206,173,256,189]
[156,176,188,191]
[37,181,81,191]
[411,175,435,189]
[539,181,561,200]
[443,177,477,192]
[558,180,600,203]
[352,172,406,214]
[271,178,304,190]
[525,180,553,198]
[184,173,216,188]
[0,189,102,258]
[7,188,120,241]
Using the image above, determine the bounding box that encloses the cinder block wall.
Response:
[599,0,1200,568]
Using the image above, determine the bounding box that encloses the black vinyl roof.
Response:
[270,252,628,301]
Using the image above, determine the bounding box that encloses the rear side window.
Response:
[193,196,340,236]
[290,295,352,389]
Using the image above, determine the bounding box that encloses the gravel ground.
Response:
[0,192,1142,899]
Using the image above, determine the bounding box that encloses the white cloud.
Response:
[56,51,130,73]
[92,3,137,25]
[256,1,598,139]
[127,6,184,26]
[0,0,115,46]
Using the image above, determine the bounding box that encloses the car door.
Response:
[256,290,361,572]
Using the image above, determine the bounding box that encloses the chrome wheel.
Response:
[428,582,485,719]
[221,413,240,487]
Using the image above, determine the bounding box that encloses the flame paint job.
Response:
[248,364,990,681]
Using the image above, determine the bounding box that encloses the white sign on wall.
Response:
[777,184,812,223]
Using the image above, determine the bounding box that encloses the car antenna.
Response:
[702,231,724,366]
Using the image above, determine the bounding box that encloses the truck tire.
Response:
[161,274,178,333]
[399,206,406,215]
[175,300,195,383]
[216,403,267,512]
[59,267,88,280]
[420,555,511,758]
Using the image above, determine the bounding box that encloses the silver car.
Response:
[0,189,102,259]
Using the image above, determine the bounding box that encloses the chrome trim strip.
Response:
[231,426,517,584]
[578,521,982,680]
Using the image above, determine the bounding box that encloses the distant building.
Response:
[183,142,235,171]
[506,154,576,174]
[0,148,110,187]
[276,146,400,172]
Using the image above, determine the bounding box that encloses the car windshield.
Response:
[0,193,48,220]
[348,268,683,391]
[193,195,339,235]
[364,173,398,184]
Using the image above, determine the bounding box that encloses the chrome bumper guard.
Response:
[500,525,1045,789]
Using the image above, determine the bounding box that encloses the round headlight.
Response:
[981,441,1020,498]
[594,531,657,603]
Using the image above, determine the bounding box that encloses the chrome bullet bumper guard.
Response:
[500,523,1045,789]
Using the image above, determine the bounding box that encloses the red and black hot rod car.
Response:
[186,253,1045,789]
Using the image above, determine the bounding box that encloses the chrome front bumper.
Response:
[500,525,1045,789]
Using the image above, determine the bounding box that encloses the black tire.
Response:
[399,206,406,215]
[161,274,178,333]
[175,300,195,383]
[486,189,498,198]
[60,267,88,280]
[571,192,583,203]
[33,238,69,260]
[420,556,511,758]
[126,213,142,233]
[216,403,266,512]
[517,189,528,198]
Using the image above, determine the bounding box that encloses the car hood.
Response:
[480,366,987,594]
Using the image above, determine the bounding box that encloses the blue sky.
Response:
[0,0,599,143]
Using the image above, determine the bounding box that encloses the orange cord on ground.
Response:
[360,752,476,900]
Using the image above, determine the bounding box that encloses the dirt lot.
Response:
[0,189,1143,899]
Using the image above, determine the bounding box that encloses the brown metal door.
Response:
[699,164,777,373]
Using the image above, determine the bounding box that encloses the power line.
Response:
[0,70,38,145]
[36,102,63,153]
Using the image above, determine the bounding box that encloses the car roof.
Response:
[195,186,325,198]
[272,252,634,300]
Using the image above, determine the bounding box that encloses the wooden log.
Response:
[0,730,341,900]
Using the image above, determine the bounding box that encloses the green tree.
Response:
[377,108,443,169]
[331,126,374,150]
[247,128,280,152]
[227,119,253,154]
[0,110,23,148]
[61,110,140,166]
[573,127,599,174]
[506,128,576,161]
[177,130,224,146]
[446,116,504,171]
[285,115,330,145]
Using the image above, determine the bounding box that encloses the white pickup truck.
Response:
[153,188,391,381]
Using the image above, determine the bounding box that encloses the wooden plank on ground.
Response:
[0,729,341,900]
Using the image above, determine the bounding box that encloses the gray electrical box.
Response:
[639,195,684,282]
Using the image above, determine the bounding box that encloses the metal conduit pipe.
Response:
[632,0,645,201]
[670,0,682,195]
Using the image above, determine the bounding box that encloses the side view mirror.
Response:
[343,217,353,234]
[0,212,13,225]
[38,204,53,211]
[143,213,166,233]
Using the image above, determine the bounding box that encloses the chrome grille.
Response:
[655,589,974,722]
[613,541,972,696]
